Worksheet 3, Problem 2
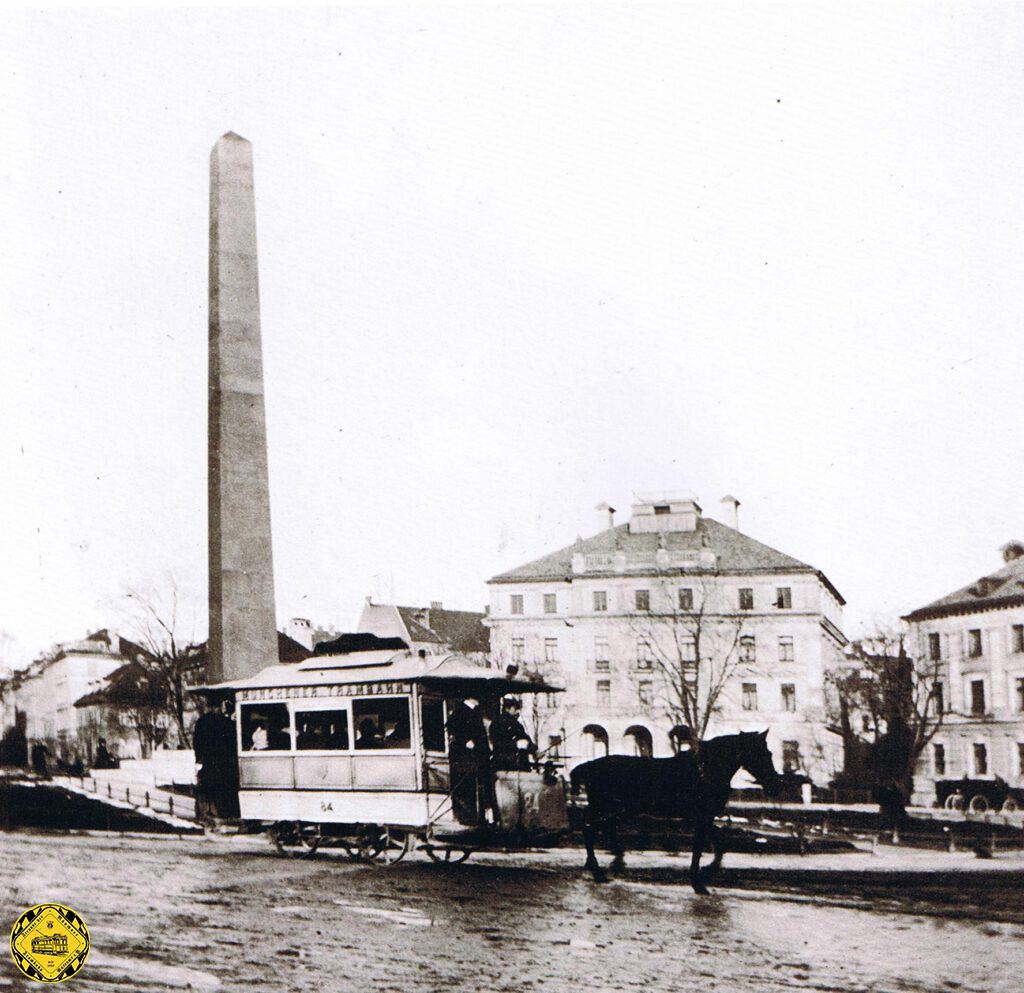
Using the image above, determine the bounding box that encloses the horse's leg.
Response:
[702,821,726,882]
[690,820,709,895]
[583,812,608,882]
[608,814,626,872]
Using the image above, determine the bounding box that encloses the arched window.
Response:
[624,725,654,758]
[582,724,609,759]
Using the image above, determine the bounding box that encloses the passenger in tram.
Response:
[356,717,385,749]
[249,719,269,751]
[490,697,536,772]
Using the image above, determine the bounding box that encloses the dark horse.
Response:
[570,730,782,893]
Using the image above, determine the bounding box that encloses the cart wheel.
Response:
[424,845,473,865]
[270,821,320,858]
[1000,797,1018,814]
[968,794,989,814]
[945,794,965,811]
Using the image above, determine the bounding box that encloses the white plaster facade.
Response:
[904,542,1024,802]
[6,631,125,745]
[486,494,847,783]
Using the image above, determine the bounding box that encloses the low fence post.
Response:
[169,795,174,816]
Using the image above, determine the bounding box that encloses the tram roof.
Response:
[197,649,562,696]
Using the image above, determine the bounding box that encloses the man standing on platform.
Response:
[193,696,239,820]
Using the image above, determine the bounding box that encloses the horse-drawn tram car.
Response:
[204,647,569,864]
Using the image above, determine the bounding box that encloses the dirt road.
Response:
[1,831,1020,992]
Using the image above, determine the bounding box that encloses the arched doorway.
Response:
[624,725,654,758]
[581,724,609,759]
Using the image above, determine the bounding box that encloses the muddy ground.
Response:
[0,831,1021,992]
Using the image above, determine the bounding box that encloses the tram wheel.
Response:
[270,821,321,858]
[424,845,473,865]
[350,826,410,865]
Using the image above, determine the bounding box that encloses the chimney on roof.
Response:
[595,502,616,532]
[720,495,740,530]
[430,601,443,611]
[285,617,314,650]
[1002,541,1024,563]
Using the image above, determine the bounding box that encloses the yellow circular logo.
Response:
[10,904,90,983]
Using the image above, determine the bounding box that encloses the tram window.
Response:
[295,709,350,750]
[240,703,291,751]
[353,697,411,750]
[421,697,446,752]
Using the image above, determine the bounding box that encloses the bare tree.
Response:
[629,571,751,751]
[115,574,205,748]
[825,625,945,822]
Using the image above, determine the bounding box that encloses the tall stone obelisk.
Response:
[207,132,278,684]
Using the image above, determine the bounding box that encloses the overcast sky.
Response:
[2,3,1022,664]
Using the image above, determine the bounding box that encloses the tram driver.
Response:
[490,697,536,772]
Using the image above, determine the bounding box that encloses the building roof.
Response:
[903,553,1024,622]
[488,518,844,603]
[394,605,490,654]
[312,633,410,656]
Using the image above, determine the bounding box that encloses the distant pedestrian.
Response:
[30,741,50,779]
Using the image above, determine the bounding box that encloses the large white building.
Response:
[2,631,127,746]
[904,540,1024,798]
[486,493,847,783]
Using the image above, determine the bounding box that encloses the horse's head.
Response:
[740,730,783,796]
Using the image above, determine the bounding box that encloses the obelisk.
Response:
[207,132,278,684]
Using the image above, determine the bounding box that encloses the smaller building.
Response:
[903,540,1024,801]
[358,599,490,661]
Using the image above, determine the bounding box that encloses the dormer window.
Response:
[654,504,671,515]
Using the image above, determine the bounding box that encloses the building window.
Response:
[543,593,557,614]
[511,594,524,615]
[1013,624,1024,653]
[928,633,942,661]
[547,734,562,758]
[1015,677,1024,713]
[594,637,610,672]
[739,588,754,610]
[544,638,558,663]
[741,682,758,711]
[775,587,792,609]
[782,740,801,773]
[739,636,756,663]
[654,504,670,515]
[678,588,693,611]
[970,679,986,716]
[681,637,696,663]
[931,681,945,715]
[781,683,796,712]
[511,638,525,663]
[636,637,654,670]
[968,629,982,658]
[933,743,946,777]
[973,742,988,776]
[596,680,611,707]
[638,680,654,706]
[593,590,608,612]
[635,589,650,611]
[777,636,794,662]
